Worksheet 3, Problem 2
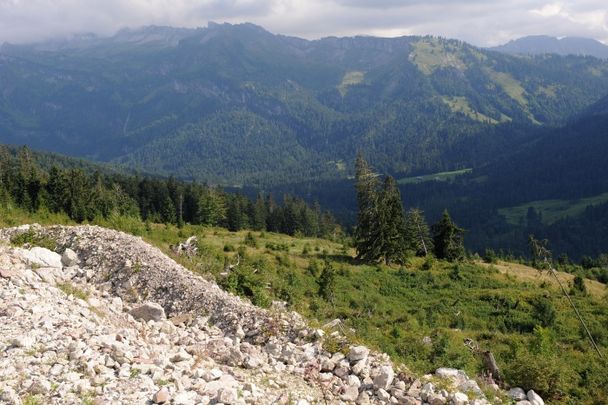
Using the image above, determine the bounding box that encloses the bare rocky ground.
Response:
[0,225,544,405]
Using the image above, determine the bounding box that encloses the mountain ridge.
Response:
[491,35,608,59]
[2,23,608,186]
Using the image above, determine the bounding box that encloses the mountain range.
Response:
[2,23,608,187]
[492,35,608,59]
[2,23,608,258]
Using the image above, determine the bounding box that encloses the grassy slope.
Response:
[498,192,608,225]
[1,205,607,403]
[398,168,473,185]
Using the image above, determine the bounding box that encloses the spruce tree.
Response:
[377,175,407,264]
[354,153,382,262]
[404,208,433,256]
[432,210,465,261]
[318,259,337,302]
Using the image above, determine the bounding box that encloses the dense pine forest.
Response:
[0,145,338,238]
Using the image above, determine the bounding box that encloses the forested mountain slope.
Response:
[2,23,608,185]
[263,94,608,260]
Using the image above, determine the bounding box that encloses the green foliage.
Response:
[22,395,41,405]
[505,345,575,400]
[570,274,588,296]
[318,260,337,302]
[4,207,607,404]
[482,248,498,264]
[0,146,338,239]
[404,208,433,257]
[432,210,465,261]
[244,232,258,248]
[10,228,57,250]
[4,27,608,188]
[354,155,414,264]
[57,282,89,301]
[530,297,556,328]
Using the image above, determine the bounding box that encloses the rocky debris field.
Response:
[0,225,545,405]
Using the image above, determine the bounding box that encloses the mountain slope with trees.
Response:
[2,23,608,185]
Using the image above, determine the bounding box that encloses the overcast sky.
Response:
[1,0,607,47]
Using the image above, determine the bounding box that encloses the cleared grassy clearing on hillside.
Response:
[398,168,472,185]
[498,192,608,225]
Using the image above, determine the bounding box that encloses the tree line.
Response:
[354,153,465,264]
[0,146,339,238]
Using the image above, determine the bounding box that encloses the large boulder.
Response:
[129,302,166,322]
[18,247,62,268]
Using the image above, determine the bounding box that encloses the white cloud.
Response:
[0,0,606,46]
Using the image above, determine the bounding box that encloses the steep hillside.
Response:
[0,223,552,405]
[492,35,608,59]
[260,93,608,259]
[2,222,606,404]
[2,24,608,185]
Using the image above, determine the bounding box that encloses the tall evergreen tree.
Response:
[46,166,68,213]
[251,193,267,231]
[432,210,465,261]
[404,208,433,256]
[354,153,382,262]
[16,146,42,212]
[377,176,408,264]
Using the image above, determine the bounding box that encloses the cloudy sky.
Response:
[0,0,607,46]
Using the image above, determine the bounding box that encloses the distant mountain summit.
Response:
[492,35,608,59]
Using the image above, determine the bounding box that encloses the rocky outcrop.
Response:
[0,225,541,404]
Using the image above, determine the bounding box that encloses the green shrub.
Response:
[244,232,258,248]
[505,348,576,400]
[422,256,435,270]
[483,248,498,264]
[10,229,56,250]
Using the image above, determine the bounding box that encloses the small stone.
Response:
[170,348,191,363]
[508,387,527,401]
[428,394,447,405]
[377,388,391,401]
[347,374,361,387]
[210,368,223,379]
[129,302,166,322]
[451,392,468,405]
[0,268,17,278]
[174,391,197,405]
[217,387,238,404]
[435,367,461,379]
[420,382,435,401]
[323,319,342,329]
[153,387,171,403]
[348,346,369,362]
[28,379,52,395]
[373,365,394,390]
[341,385,360,402]
[527,390,544,405]
[61,248,80,267]
[11,335,35,348]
